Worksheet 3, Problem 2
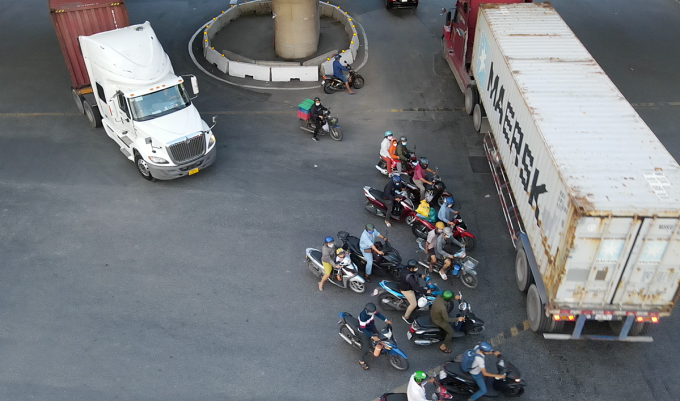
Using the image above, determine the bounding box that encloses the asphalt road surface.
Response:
[1,0,679,400]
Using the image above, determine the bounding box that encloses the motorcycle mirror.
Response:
[441,7,447,14]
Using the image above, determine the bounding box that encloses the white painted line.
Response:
[230,0,238,4]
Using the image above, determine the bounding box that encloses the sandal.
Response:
[359,361,369,370]
[364,275,371,283]
[440,346,452,354]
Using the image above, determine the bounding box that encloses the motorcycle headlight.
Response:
[209,133,216,145]
[147,156,169,164]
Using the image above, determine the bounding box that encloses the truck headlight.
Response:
[148,156,169,164]
[209,133,216,145]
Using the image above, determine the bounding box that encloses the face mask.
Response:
[445,235,452,239]
[328,242,334,247]
[402,142,407,145]
[315,103,320,106]
[367,230,374,235]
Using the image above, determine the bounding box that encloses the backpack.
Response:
[461,349,482,372]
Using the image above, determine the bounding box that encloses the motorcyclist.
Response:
[332,54,355,94]
[412,157,436,200]
[310,97,327,142]
[359,223,387,282]
[438,197,459,226]
[389,137,401,174]
[468,342,505,401]
[358,302,391,370]
[335,248,351,281]
[396,136,413,168]
[425,221,446,272]
[430,290,464,354]
[399,259,430,324]
[407,371,434,401]
[435,226,464,280]
[382,175,403,227]
[380,131,394,175]
[319,236,336,291]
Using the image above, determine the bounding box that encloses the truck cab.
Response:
[79,22,216,180]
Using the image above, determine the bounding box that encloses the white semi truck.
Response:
[458,3,680,341]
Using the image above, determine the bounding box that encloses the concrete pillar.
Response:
[272,0,320,59]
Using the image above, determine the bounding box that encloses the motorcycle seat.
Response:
[369,188,387,200]
[444,362,473,381]
[414,315,444,329]
[309,249,322,262]
[381,394,407,401]
[382,281,400,293]
[347,236,361,253]
[343,313,360,334]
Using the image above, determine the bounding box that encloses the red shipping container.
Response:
[49,0,129,90]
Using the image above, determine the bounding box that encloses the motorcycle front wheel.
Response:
[505,386,525,397]
[412,222,429,240]
[330,127,343,141]
[353,76,365,89]
[460,271,479,289]
[468,325,485,335]
[348,279,365,293]
[460,236,477,250]
[388,354,409,371]
[323,82,334,94]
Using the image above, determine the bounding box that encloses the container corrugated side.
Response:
[49,0,129,89]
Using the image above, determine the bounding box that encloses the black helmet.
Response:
[364,302,377,314]
[400,136,407,142]
[314,97,320,103]
[407,259,418,270]
[419,157,429,168]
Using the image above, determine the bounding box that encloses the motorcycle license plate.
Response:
[188,168,199,176]
[406,331,413,340]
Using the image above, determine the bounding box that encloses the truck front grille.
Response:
[167,133,205,164]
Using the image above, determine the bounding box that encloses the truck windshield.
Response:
[128,84,191,121]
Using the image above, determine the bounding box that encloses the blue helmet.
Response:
[478,341,493,352]
[391,175,401,184]
[445,197,454,205]
[324,236,334,244]
[334,53,341,60]
[384,131,393,137]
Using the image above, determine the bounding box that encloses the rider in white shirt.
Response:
[407,371,433,401]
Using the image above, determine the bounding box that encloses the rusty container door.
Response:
[49,0,129,90]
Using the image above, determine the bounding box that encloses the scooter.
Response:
[363,186,433,230]
[412,212,477,250]
[299,108,342,140]
[305,248,365,293]
[337,312,409,371]
[323,64,364,94]
[372,274,454,313]
[376,152,418,177]
[435,353,527,398]
[417,247,479,289]
[337,231,403,280]
[407,291,485,345]
[406,170,454,207]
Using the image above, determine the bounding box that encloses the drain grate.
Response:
[468,156,490,174]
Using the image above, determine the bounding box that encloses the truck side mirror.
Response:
[191,76,199,95]
[145,137,152,145]
[107,100,119,120]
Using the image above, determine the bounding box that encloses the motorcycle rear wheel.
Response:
[412,222,429,239]
[378,293,399,311]
[323,82,334,94]
[340,326,361,350]
[460,271,478,289]
[307,260,321,277]
[353,76,365,89]
[388,354,409,371]
[330,127,343,141]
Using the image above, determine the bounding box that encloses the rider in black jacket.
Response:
[398,260,430,324]
[310,97,327,142]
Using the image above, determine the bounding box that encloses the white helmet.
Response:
[417,296,428,308]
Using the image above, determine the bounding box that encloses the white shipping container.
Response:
[472,3,680,314]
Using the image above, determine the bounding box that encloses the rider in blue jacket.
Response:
[357,302,391,370]
[332,54,355,94]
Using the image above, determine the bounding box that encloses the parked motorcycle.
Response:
[407,291,485,345]
[337,312,409,371]
[299,108,342,140]
[372,274,454,313]
[376,151,418,177]
[417,247,479,289]
[363,186,432,230]
[412,211,476,250]
[435,354,526,398]
[323,64,364,94]
[337,231,403,280]
[305,248,365,293]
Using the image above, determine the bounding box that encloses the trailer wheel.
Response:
[472,103,485,132]
[72,89,84,114]
[527,284,551,333]
[464,85,478,115]
[83,99,102,128]
[515,248,531,293]
[608,320,648,336]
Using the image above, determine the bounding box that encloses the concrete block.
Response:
[228,5,241,19]
[332,7,345,22]
[350,39,359,55]
[302,49,338,67]
[206,48,222,66]
[271,66,318,82]
[216,57,229,74]
[239,0,271,15]
[229,61,271,81]
[319,4,334,17]
[257,60,301,67]
[206,22,218,41]
[222,50,255,64]
[338,51,354,66]
[321,59,334,75]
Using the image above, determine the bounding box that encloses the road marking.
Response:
[0,112,79,117]
[371,320,531,401]
[629,101,680,108]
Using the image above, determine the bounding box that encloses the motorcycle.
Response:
[337,231,403,280]
[417,247,479,289]
[372,274,454,314]
[412,211,477,250]
[435,354,527,398]
[323,64,364,94]
[405,170,454,207]
[337,312,409,371]
[363,186,434,230]
[407,290,485,345]
[376,151,418,177]
[305,248,365,293]
[299,108,342,140]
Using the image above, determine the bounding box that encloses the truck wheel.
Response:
[83,99,102,128]
[464,85,478,115]
[472,103,485,132]
[609,320,648,336]
[72,89,84,114]
[515,248,532,293]
[527,284,551,333]
[134,152,156,182]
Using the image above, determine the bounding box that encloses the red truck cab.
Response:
[441,0,530,113]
